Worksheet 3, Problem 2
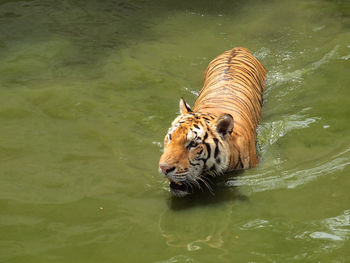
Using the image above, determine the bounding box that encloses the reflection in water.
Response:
[158,180,247,251]
[158,201,232,251]
[165,170,245,209]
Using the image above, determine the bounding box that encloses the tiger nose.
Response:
[159,164,175,174]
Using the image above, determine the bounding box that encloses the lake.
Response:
[0,0,349,262]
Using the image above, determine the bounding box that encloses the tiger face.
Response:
[159,98,234,197]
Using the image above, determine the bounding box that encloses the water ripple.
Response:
[226,146,350,192]
[292,209,350,257]
[240,219,271,230]
[265,45,339,98]
[257,107,319,153]
[154,255,197,263]
[309,232,343,241]
[324,210,350,240]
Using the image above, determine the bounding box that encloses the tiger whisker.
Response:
[197,176,214,195]
[203,175,214,184]
[190,177,203,192]
[183,181,194,192]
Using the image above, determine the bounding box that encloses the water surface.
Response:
[0,0,350,262]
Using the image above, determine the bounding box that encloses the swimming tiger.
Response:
[159,47,266,197]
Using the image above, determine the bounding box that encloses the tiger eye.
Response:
[188,141,198,148]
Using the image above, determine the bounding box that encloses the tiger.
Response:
[159,47,266,197]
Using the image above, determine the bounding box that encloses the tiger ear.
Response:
[216,114,234,137]
[179,97,192,114]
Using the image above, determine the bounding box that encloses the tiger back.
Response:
[194,47,266,168]
[159,47,266,197]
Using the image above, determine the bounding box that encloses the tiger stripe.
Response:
[193,47,266,169]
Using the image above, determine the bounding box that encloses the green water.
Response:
[1,0,350,262]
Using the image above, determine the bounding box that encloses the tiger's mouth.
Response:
[165,173,214,197]
[168,180,191,197]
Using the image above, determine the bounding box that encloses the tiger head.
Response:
[159,98,234,197]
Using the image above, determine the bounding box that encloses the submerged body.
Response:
[159,47,266,197]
